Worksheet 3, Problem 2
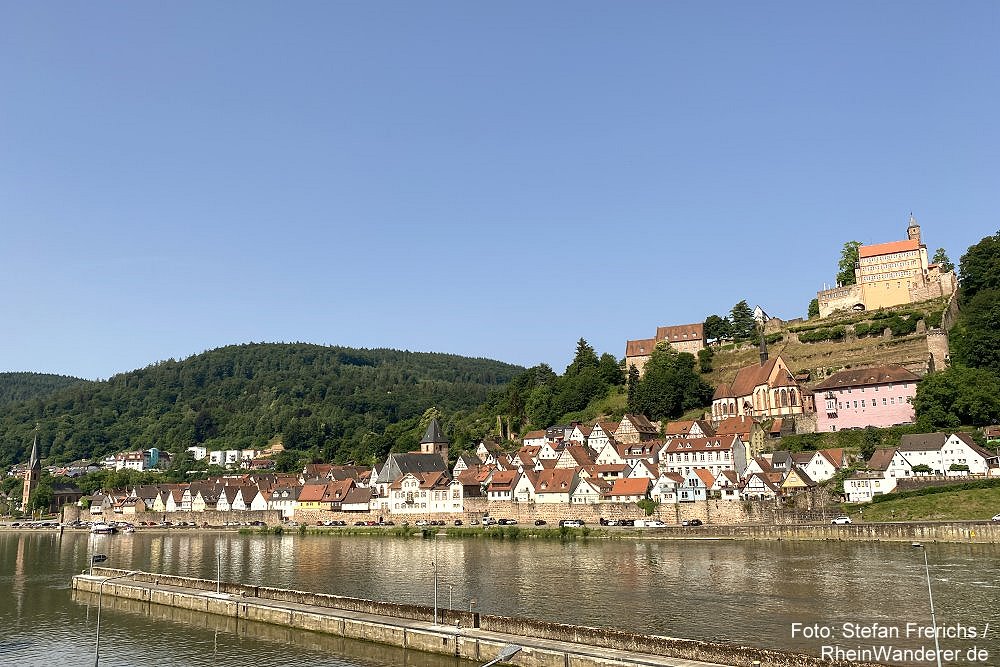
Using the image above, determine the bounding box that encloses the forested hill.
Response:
[0,372,90,408]
[0,343,523,468]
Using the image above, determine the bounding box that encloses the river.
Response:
[2,529,998,666]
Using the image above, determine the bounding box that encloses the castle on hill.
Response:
[817,215,956,318]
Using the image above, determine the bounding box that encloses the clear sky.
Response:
[2,2,997,380]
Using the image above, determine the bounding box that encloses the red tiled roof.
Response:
[812,365,919,391]
[608,477,651,496]
[655,323,705,344]
[626,338,656,357]
[715,416,753,437]
[859,239,920,258]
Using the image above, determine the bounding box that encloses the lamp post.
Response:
[94,570,136,666]
[912,543,942,667]
[469,597,477,613]
[217,551,222,593]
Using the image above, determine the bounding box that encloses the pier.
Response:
[72,568,885,667]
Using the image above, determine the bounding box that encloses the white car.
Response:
[991,513,1000,522]
[831,516,852,525]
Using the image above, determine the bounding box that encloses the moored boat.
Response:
[90,522,117,534]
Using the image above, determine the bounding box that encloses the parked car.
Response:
[481,517,497,526]
[533,519,547,526]
[619,519,634,527]
[599,518,619,526]
[497,518,517,525]
[643,520,666,528]
[991,513,1000,522]
[454,520,464,526]
[559,519,584,528]
[681,518,703,527]
[415,519,429,526]
[831,516,852,525]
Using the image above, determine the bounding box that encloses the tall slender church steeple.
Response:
[21,432,41,513]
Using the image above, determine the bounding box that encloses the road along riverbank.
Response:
[73,568,886,667]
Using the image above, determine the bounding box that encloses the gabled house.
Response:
[389,472,460,514]
[679,469,714,502]
[341,486,375,512]
[899,433,999,476]
[522,430,547,448]
[621,440,666,467]
[867,448,914,479]
[712,470,741,500]
[571,476,610,504]
[268,486,301,518]
[663,420,714,439]
[476,440,503,465]
[587,421,619,453]
[651,472,685,504]
[801,449,849,483]
[555,445,596,469]
[605,477,651,503]
[780,467,816,496]
[740,472,782,500]
[486,470,520,502]
[594,440,626,466]
[568,423,592,445]
[626,460,659,480]
[533,468,578,504]
[373,450,450,511]
[512,470,538,502]
[452,454,480,477]
[615,414,660,444]
[714,416,764,455]
[844,471,898,503]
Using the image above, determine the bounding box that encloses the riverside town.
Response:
[4,219,1000,667]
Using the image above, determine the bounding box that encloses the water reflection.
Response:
[3,530,999,665]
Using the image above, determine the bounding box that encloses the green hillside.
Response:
[0,343,523,468]
[0,372,90,409]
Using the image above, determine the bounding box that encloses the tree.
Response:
[525,385,555,429]
[597,353,625,386]
[913,366,1000,429]
[565,338,599,376]
[837,241,862,286]
[697,347,714,374]
[632,347,713,421]
[948,288,1000,373]
[626,365,640,413]
[860,427,881,461]
[703,315,732,341]
[959,231,1000,300]
[932,248,955,274]
[808,298,819,319]
[729,301,756,340]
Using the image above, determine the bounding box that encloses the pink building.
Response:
[812,365,919,432]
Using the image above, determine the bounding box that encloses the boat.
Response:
[90,522,117,534]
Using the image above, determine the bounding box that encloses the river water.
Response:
[2,530,998,666]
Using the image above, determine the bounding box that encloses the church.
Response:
[711,342,809,423]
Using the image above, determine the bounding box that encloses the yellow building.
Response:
[817,216,955,318]
[856,216,930,311]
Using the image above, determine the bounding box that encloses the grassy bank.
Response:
[846,485,1000,522]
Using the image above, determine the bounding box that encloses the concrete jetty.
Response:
[72,568,885,667]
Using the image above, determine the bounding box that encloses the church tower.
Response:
[20,433,40,513]
[907,213,921,245]
[419,418,450,466]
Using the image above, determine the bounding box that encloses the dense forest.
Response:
[914,230,1000,428]
[0,343,523,468]
[0,372,89,408]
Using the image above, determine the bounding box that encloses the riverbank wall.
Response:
[74,568,885,667]
[638,520,1000,543]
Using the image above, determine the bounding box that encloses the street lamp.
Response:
[93,570,136,666]
[481,643,522,667]
[911,543,942,667]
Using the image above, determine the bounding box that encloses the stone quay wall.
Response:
[76,568,886,667]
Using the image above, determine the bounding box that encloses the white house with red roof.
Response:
[679,469,714,502]
[533,468,578,504]
[660,435,747,478]
[651,472,685,504]
[571,476,611,504]
[604,477,651,503]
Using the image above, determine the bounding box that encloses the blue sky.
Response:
[2,2,997,380]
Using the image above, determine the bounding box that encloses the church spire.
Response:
[28,432,40,472]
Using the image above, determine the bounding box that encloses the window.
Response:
[854,401,858,408]
[890,397,895,404]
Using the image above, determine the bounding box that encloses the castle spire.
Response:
[28,432,40,472]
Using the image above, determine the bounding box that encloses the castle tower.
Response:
[419,417,450,465]
[20,434,41,513]
[758,323,769,366]
[907,213,921,245]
